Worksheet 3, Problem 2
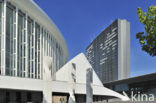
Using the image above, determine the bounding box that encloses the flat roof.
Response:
[104,73,156,86]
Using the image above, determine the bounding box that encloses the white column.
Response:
[40,27,42,79]
[53,39,56,72]
[47,33,49,56]
[45,31,47,56]
[1,0,6,75]
[22,14,25,77]
[86,68,93,103]
[43,30,45,56]
[15,6,18,76]
[0,2,1,75]
[25,14,28,78]
[42,56,53,103]
[51,37,55,80]
[49,36,51,57]
[41,28,45,79]
[68,63,76,103]
[29,22,32,78]
[36,25,38,79]
[33,21,35,78]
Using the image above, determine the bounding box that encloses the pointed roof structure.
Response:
[56,53,130,101]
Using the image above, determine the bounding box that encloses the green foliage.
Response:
[136,6,156,56]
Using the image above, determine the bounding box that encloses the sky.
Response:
[34,0,156,77]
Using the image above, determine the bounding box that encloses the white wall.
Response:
[118,19,130,80]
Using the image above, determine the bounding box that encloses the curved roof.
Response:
[8,0,68,61]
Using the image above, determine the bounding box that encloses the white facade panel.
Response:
[118,19,130,80]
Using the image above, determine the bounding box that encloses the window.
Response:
[16,92,21,103]
[27,92,32,102]
[5,5,14,76]
[28,18,33,78]
[6,92,10,102]
[72,63,76,70]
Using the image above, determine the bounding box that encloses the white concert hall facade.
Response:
[0,0,68,79]
[0,0,129,103]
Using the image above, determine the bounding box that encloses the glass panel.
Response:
[35,23,40,79]
[17,13,24,77]
[27,19,33,78]
[5,6,14,76]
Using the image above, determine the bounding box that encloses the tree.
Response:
[136,6,156,56]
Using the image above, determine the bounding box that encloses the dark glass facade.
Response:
[86,20,118,83]
[104,73,156,100]
[0,89,42,103]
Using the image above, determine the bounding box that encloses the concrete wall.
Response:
[118,19,130,80]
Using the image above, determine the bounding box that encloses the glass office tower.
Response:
[86,19,130,84]
[0,0,68,80]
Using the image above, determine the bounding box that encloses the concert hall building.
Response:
[0,0,129,103]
